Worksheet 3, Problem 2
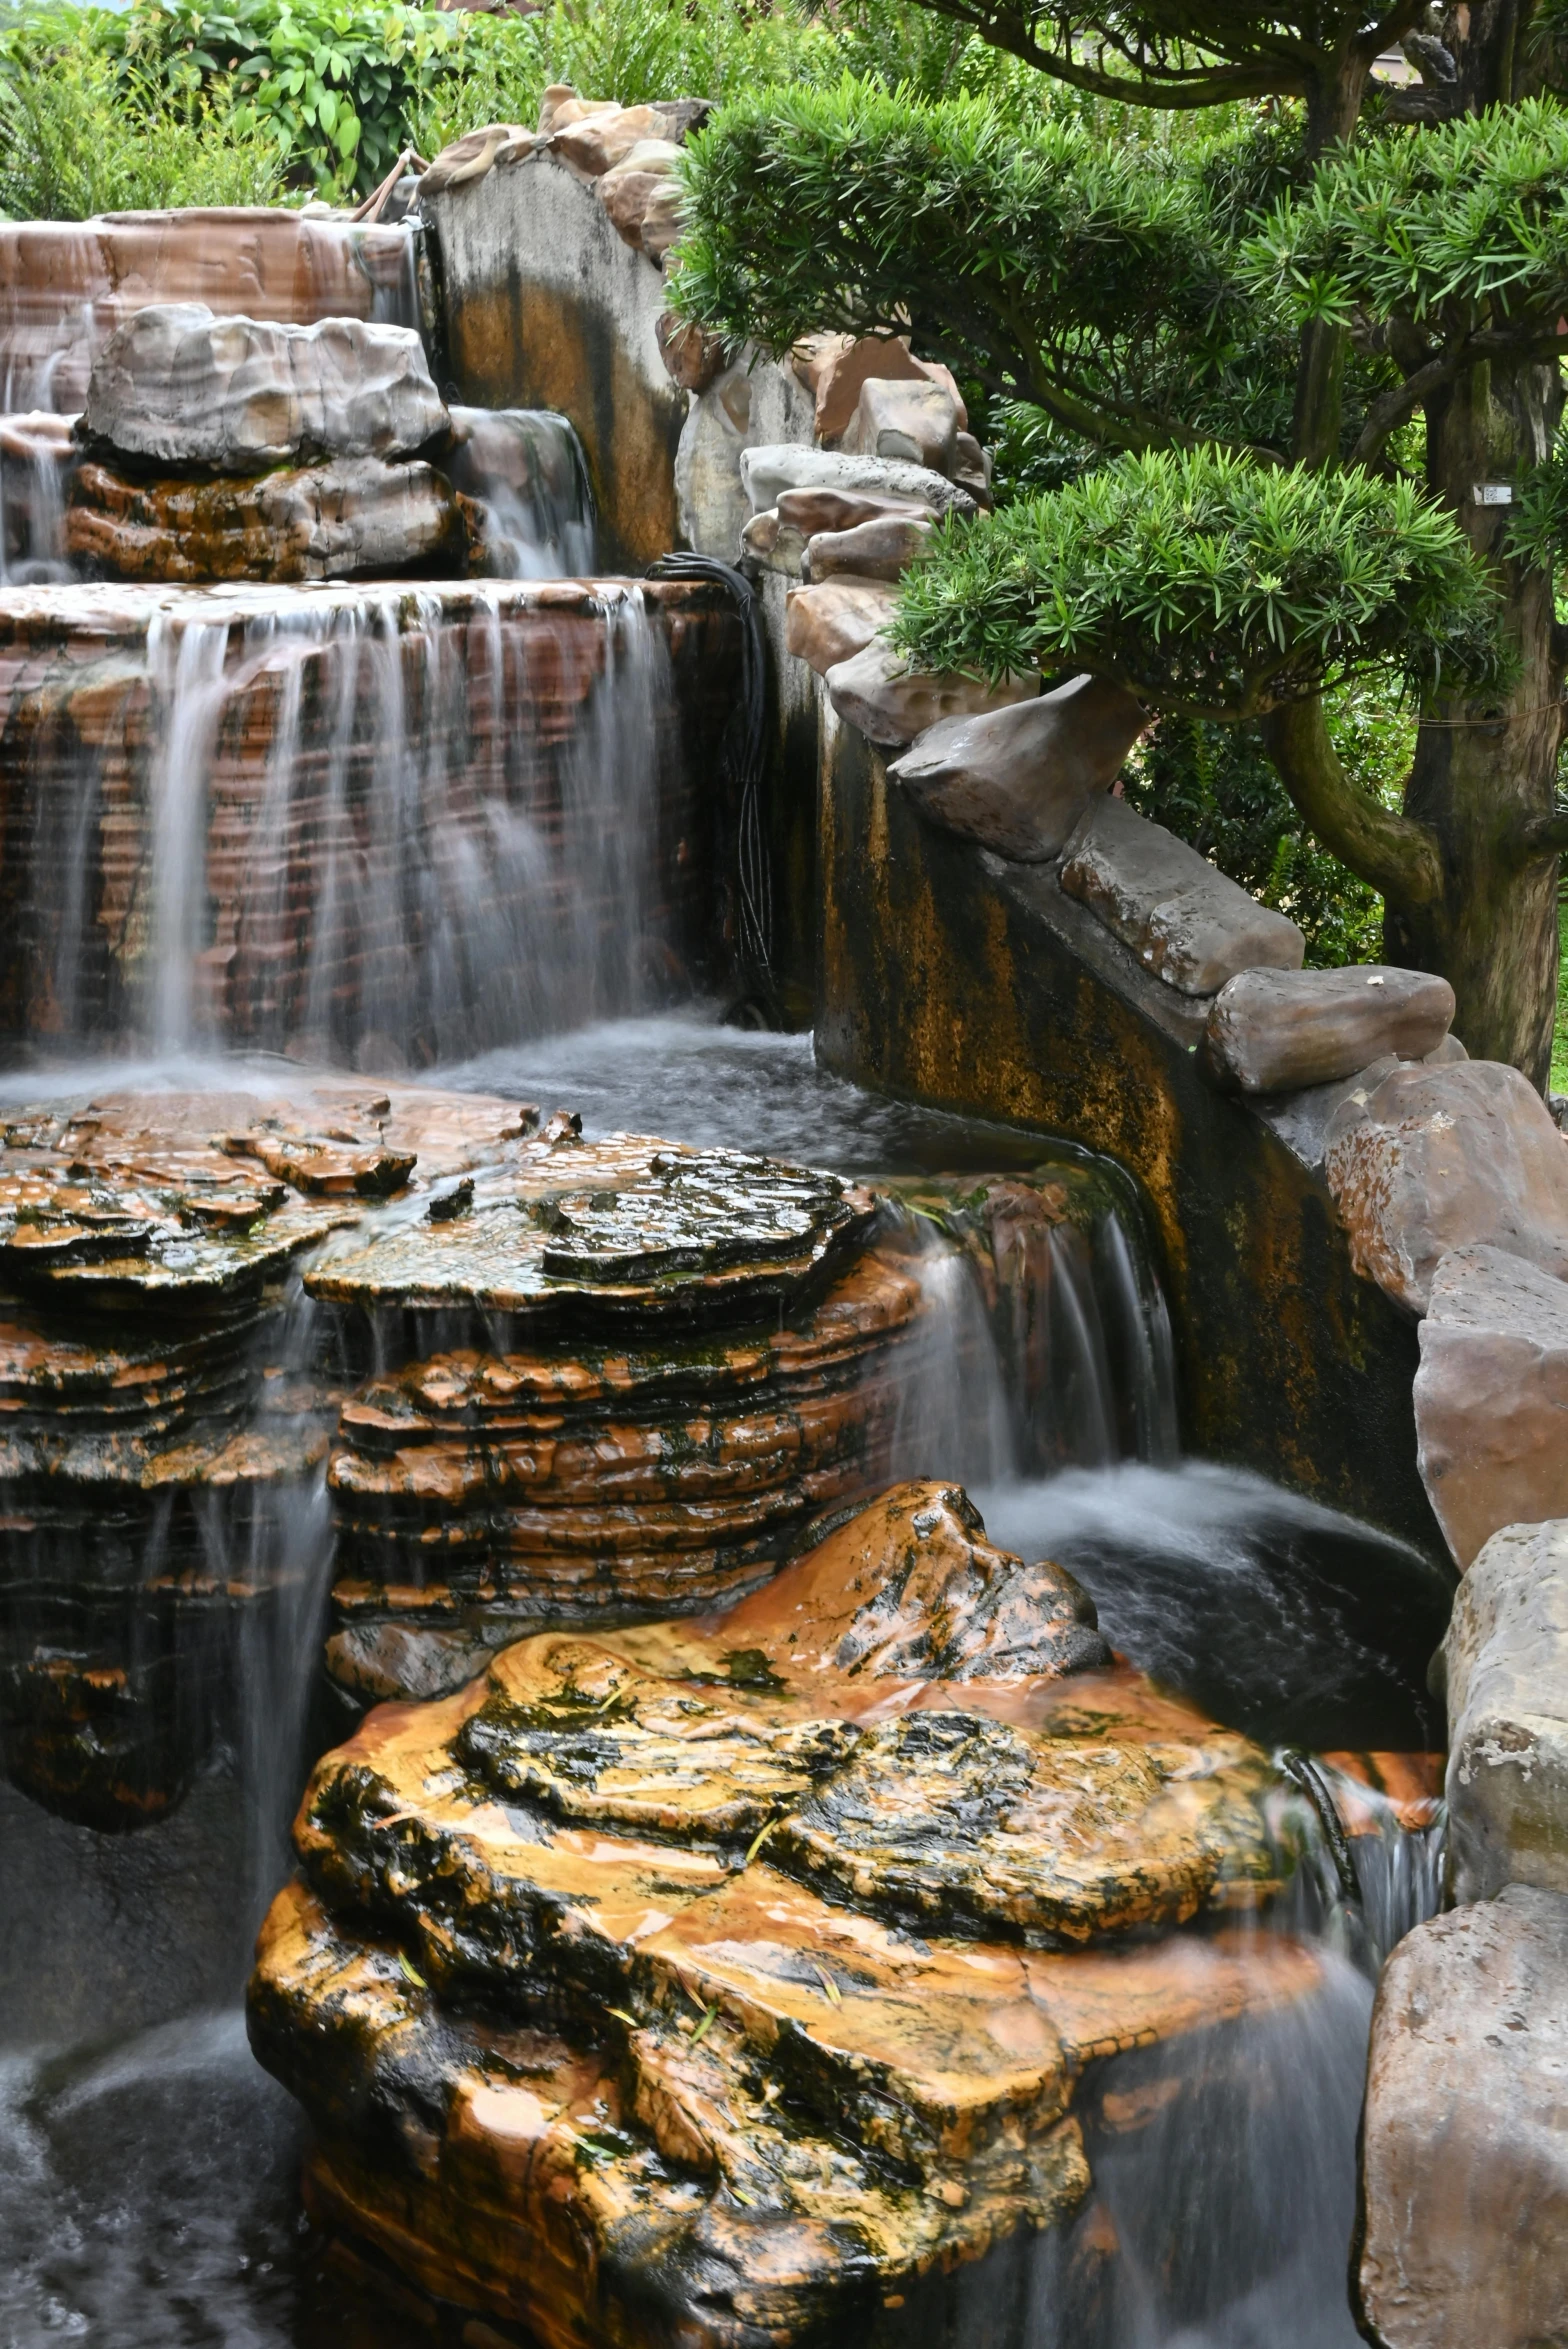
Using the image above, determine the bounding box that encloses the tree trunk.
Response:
[1383,359,1564,1088]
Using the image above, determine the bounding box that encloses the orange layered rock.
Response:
[249,1483,1313,2346]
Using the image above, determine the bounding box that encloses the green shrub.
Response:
[0,18,285,216]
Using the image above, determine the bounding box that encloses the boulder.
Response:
[783,579,898,675]
[549,103,663,180]
[952,428,992,502]
[740,507,808,576]
[842,375,962,474]
[741,441,977,519]
[779,483,938,538]
[636,176,687,263]
[1202,966,1456,1095]
[655,309,725,395]
[888,674,1148,862]
[825,639,1040,749]
[596,140,683,251]
[1438,1516,1568,1897]
[1414,1248,1568,1568]
[806,510,935,581]
[1323,1059,1568,1315]
[536,85,617,136]
[82,305,448,472]
[418,122,533,199]
[1357,1885,1568,2349]
[790,331,962,442]
[1059,796,1305,995]
[65,455,468,583]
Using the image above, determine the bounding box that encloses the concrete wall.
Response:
[816,710,1442,1556]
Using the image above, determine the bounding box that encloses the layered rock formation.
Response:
[0,575,738,1062]
[0,1074,539,1827]
[249,1480,1316,2347]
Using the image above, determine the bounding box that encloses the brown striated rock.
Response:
[636,176,688,263]
[1203,966,1456,1095]
[1357,1886,1568,2349]
[0,209,418,417]
[655,308,726,394]
[791,332,966,444]
[65,456,470,583]
[779,483,938,538]
[549,103,664,181]
[249,1481,1308,2346]
[1440,1517,1568,1899]
[783,578,898,674]
[1324,1059,1568,1314]
[805,510,935,581]
[889,674,1148,862]
[1413,1245,1568,1566]
[826,638,1039,749]
[596,140,683,251]
[81,306,448,473]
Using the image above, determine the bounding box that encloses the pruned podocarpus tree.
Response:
[668,0,1568,1086]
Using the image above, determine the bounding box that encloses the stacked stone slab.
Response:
[0,1076,537,1828]
[248,1479,1325,2348]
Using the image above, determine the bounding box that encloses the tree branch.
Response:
[1518,806,1568,856]
[1348,351,1466,468]
[890,3,1305,103]
[1261,695,1443,909]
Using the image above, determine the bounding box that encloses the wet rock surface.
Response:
[0,1075,539,1828]
[1060,796,1306,995]
[1357,1884,1568,2349]
[81,306,448,472]
[1440,1516,1568,1900]
[889,677,1147,863]
[249,1479,1310,2348]
[1414,1243,1568,1566]
[826,640,1039,748]
[1202,967,1455,1095]
[1324,1058,1568,1314]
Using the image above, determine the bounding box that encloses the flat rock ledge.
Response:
[1059,794,1305,996]
[1357,1884,1568,2349]
[1415,1246,1568,1566]
[249,1479,1319,2349]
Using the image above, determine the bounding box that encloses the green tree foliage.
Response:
[669,27,1568,1080]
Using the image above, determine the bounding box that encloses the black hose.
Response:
[1281,1748,1362,1904]
[644,551,774,1009]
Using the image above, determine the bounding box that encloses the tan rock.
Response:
[1059,796,1305,995]
[783,578,898,675]
[550,103,663,181]
[843,374,962,474]
[595,139,682,249]
[1357,1886,1568,2349]
[635,176,688,263]
[952,428,991,501]
[741,508,808,576]
[826,638,1038,749]
[1203,966,1456,1095]
[418,123,533,199]
[888,674,1147,861]
[778,483,938,537]
[1414,1246,1568,1567]
[806,510,935,581]
[1440,1516,1568,1897]
[741,441,976,519]
[1324,1059,1568,1315]
[535,84,616,136]
[655,308,725,394]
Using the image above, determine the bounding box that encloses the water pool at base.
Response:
[0,1019,1447,2349]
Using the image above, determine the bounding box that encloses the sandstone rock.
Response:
[825,638,1039,748]
[842,374,962,473]
[777,483,938,538]
[595,139,682,250]
[550,103,664,180]
[888,674,1148,861]
[655,308,725,394]
[741,441,977,519]
[1414,1248,1568,1568]
[65,455,467,583]
[952,428,992,502]
[790,331,941,442]
[1203,966,1456,1095]
[1059,796,1305,995]
[740,507,808,576]
[536,84,616,136]
[418,122,532,199]
[805,510,935,581]
[82,306,448,472]
[1357,1885,1568,2349]
[1438,1516,1568,1897]
[783,578,898,674]
[249,1479,1303,2343]
[1323,1059,1568,1314]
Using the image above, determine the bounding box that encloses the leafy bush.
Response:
[890,447,1498,717]
[1122,686,1414,967]
[0,17,285,215]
